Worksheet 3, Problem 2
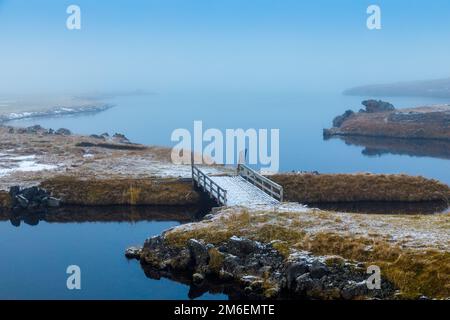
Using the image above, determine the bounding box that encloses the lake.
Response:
[0,206,226,300]
[4,91,450,299]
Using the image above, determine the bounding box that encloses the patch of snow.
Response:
[0,153,57,177]
[7,155,37,161]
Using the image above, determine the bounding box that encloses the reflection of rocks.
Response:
[325,135,450,160]
[0,205,205,225]
[135,235,396,300]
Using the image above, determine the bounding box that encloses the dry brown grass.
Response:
[208,247,225,274]
[271,173,450,203]
[40,175,200,206]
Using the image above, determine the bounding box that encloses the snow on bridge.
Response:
[192,164,283,207]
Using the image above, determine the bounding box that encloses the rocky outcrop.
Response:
[131,235,395,300]
[0,186,61,211]
[324,101,450,141]
[332,110,355,128]
[361,100,395,113]
[8,186,60,211]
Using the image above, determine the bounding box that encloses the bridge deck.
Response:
[192,164,282,207]
[210,175,279,206]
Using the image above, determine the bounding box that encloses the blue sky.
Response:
[1,0,450,94]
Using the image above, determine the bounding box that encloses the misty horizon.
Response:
[1,0,450,96]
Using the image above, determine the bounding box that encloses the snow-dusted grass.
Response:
[0,153,58,177]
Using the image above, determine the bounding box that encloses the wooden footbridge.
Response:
[192,164,283,207]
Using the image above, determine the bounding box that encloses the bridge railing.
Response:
[192,165,228,206]
[237,164,283,202]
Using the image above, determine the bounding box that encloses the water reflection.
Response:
[310,200,449,215]
[142,265,241,300]
[325,135,450,160]
[0,205,209,227]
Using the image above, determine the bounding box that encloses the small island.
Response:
[324,100,450,141]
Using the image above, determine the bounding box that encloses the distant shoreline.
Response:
[344,77,450,99]
[0,104,113,124]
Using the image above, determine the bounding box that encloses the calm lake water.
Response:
[5,91,450,299]
[0,207,226,300]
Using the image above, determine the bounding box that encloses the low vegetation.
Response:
[271,173,450,203]
[40,176,200,206]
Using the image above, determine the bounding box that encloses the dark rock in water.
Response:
[46,128,55,135]
[55,128,71,135]
[333,110,355,128]
[362,99,395,113]
[125,246,142,259]
[101,132,110,137]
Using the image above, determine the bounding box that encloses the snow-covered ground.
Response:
[0,153,58,177]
